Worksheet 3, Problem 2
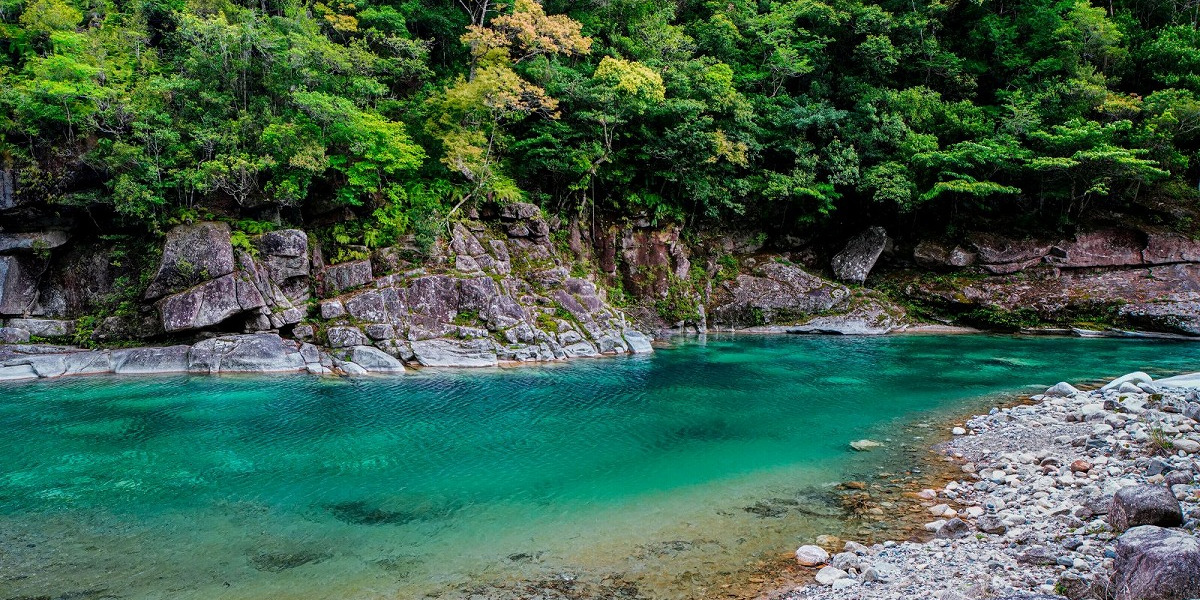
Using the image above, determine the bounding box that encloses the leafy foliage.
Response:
[2,0,1200,242]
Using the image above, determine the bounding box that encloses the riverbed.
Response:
[2,334,1199,600]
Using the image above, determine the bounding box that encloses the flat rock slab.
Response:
[411,338,498,368]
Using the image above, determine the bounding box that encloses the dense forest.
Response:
[2,0,1199,247]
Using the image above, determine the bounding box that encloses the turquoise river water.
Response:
[3,334,1200,600]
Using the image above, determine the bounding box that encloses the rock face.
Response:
[158,273,266,333]
[832,226,888,283]
[0,254,45,315]
[786,293,905,335]
[1112,526,1200,600]
[1108,485,1183,531]
[144,222,236,299]
[306,203,649,367]
[710,262,851,327]
[903,227,1200,336]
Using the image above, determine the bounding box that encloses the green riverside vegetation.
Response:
[3,0,1199,242]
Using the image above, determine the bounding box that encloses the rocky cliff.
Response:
[4,206,1200,378]
[0,203,652,376]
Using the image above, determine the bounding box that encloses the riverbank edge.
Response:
[779,370,1200,600]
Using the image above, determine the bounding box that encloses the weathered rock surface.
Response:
[188,334,308,373]
[832,227,888,283]
[144,222,235,299]
[0,334,320,380]
[321,259,373,296]
[1108,485,1183,531]
[0,254,45,314]
[710,262,850,327]
[410,338,498,368]
[5,318,72,338]
[1113,526,1200,600]
[786,294,905,335]
[158,273,266,333]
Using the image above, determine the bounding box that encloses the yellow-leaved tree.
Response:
[432,0,591,216]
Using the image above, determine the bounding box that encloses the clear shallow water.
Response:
[3,334,1200,599]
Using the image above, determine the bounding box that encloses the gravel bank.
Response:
[784,372,1200,600]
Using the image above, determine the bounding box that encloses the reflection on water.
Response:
[2,334,1198,599]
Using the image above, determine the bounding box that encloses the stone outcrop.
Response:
[710,261,851,327]
[831,226,888,283]
[0,333,325,380]
[144,222,236,299]
[1112,526,1200,600]
[0,231,68,253]
[786,293,906,335]
[311,204,650,368]
[905,262,1200,335]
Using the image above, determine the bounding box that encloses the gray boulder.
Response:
[188,334,307,373]
[1108,485,1183,531]
[1045,381,1082,397]
[1113,525,1200,600]
[623,330,654,353]
[832,226,888,284]
[144,222,235,299]
[255,229,309,284]
[321,260,373,296]
[7,318,73,338]
[345,346,406,373]
[158,273,266,333]
[326,326,369,348]
[0,326,30,343]
[410,338,498,367]
[935,517,972,539]
[710,262,850,326]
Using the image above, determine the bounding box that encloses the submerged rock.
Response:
[849,439,883,451]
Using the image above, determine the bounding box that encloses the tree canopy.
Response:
[2,0,1199,242]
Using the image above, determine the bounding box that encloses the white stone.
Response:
[795,545,829,566]
[814,566,848,585]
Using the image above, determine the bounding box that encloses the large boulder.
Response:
[255,229,310,285]
[110,345,191,374]
[1113,526,1200,600]
[6,318,73,338]
[188,334,307,373]
[710,262,850,326]
[786,294,905,335]
[321,259,373,296]
[344,345,406,373]
[158,273,267,333]
[410,338,498,367]
[144,222,236,299]
[831,226,888,284]
[1108,485,1183,531]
